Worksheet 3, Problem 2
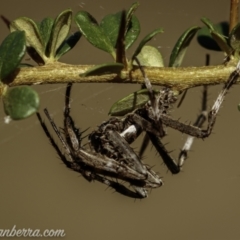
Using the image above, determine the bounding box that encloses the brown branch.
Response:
[0,61,238,97]
[229,0,239,33]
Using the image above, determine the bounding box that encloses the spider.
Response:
[37,59,240,198]
[37,83,162,199]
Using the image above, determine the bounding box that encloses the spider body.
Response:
[38,82,163,198]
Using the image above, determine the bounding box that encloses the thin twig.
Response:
[229,0,239,33]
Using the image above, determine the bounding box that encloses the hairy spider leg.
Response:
[146,86,208,174]
[178,86,208,168]
[161,60,240,138]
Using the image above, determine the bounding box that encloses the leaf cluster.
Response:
[0,2,239,121]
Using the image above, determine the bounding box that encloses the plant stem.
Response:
[229,0,239,33]
[0,61,237,97]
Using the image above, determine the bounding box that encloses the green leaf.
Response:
[201,17,215,31]
[198,19,230,53]
[48,9,72,58]
[75,11,115,57]
[100,12,122,48]
[3,86,39,120]
[100,11,140,50]
[39,17,54,50]
[10,17,45,60]
[133,45,164,67]
[169,26,200,67]
[211,30,231,54]
[125,2,140,49]
[109,88,158,116]
[126,2,139,30]
[229,22,240,51]
[125,15,140,50]
[80,63,124,77]
[55,31,81,59]
[132,28,163,61]
[0,31,26,81]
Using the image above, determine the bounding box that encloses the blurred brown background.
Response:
[0,0,240,239]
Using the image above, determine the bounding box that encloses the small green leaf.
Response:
[169,26,200,67]
[0,31,26,81]
[55,31,81,59]
[126,2,140,30]
[201,17,215,31]
[100,11,140,50]
[125,15,140,50]
[125,1,140,49]
[211,30,231,54]
[229,22,240,51]
[133,45,164,67]
[80,63,124,77]
[10,17,45,60]
[100,12,122,48]
[100,2,140,49]
[75,11,115,57]
[132,28,163,61]
[48,9,72,58]
[39,17,54,50]
[109,88,158,116]
[3,86,39,120]
[198,19,230,53]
